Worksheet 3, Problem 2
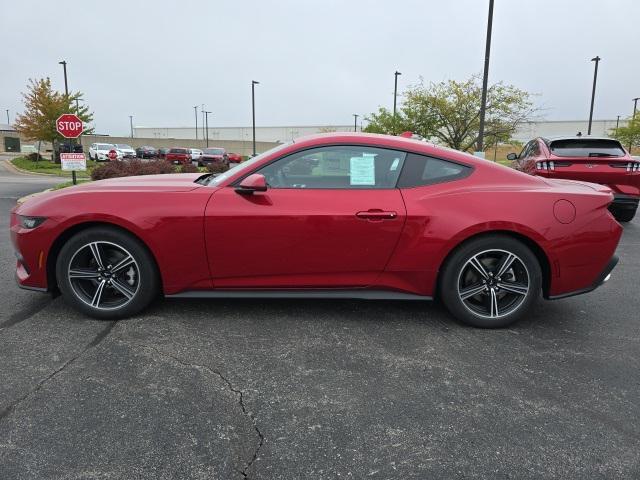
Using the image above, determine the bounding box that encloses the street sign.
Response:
[60,153,86,171]
[56,113,84,138]
[107,149,118,161]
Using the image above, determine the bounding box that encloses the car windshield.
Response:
[204,148,225,155]
[98,144,115,150]
[549,139,625,157]
[170,148,187,154]
[116,144,132,149]
[208,142,292,186]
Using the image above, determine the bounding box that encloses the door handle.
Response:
[356,210,397,220]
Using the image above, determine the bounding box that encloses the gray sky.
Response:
[2,0,639,136]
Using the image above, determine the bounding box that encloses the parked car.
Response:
[189,148,203,163]
[200,147,228,166]
[11,133,622,328]
[165,147,191,165]
[114,144,136,159]
[157,147,170,159]
[89,143,123,161]
[509,136,640,222]
[227,152,243,164]
[135,146,157,159]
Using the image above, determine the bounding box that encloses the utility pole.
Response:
[393,71,401,134]
[476,0,494,156]
[204,111,211,147]
[353,114,359,132]
[194,106,198,140]
[630,97,639,152]
[587,56,601,135]
[129,115,134,138]
[252,80,259,156]
[59,60,76,185]
[5,109,9,125]
[201,104,205,140]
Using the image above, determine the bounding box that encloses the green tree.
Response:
[365,74,536,152]
[14,77,93,144]
[610,115,640,153]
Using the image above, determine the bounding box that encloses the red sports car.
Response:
[227,152,243,164]
[11,133,622,328]
[509,136,640,222]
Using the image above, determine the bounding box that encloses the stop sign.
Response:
[107,149,118,161]
[56,113,84,138]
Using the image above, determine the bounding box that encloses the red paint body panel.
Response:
[11,133,622,302]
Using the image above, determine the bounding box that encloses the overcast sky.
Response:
[2,0,639,136]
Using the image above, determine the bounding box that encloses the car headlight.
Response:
[18,215,47,229]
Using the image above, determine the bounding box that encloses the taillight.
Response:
[536,161,555,171]
[625,161,640,172]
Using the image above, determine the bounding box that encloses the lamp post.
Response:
[58,60,76,185]
[194,106,198,140]
[5,109,9,125]
[204,111,211,147]
[587,56,601,135]
[353,114,359,132]
[393,71,401,134]
[252,80,259,156]
[630,97,639,152]
[129,115,134,139]
[476,0,494,155]
[201,104,205,140]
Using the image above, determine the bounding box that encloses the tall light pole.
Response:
[393,71,401,134]
[129,115,134,139]
[5,109,9,125]
[630,97,639,152]
[201,104,205,141]
[353,114,359,132]
[252,80,259,156]
[194,106,199,140]
[587,56,601,135]
[476,0,494,155]
[59,60,76,185]
[204,111,211,147]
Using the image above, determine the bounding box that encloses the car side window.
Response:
[397,153,471,188]
[257,146,406,189]
[519,141,532,159]
[530,140,540,157]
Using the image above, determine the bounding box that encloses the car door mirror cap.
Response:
[506,153,518,161]
[236,173,268,195]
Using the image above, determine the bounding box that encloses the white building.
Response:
[133,120,624,144]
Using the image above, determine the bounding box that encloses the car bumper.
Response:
[10,213,55,292]
[548,255,618,300]
[611,194,639,211]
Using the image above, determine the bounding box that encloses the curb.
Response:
[2,158,68,177]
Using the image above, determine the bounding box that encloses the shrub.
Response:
[27,152,45,161]
[180,163,199,173]
[206,163,229,174]
[91,159,176,181]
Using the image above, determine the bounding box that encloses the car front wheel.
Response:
[439,235,542,328]
[56,227,159,320]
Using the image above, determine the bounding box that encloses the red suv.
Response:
[165,148,191,165]
[510,136,640,222]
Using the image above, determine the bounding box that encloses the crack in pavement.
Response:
[0,320,117,422]
[136,343,264,479]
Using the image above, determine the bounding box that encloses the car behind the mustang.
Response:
[11,133,622,328]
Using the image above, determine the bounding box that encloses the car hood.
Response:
[74,173,204,192]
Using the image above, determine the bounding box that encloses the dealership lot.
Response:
[1,163,639,478]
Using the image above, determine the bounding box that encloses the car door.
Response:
[204,145,408,288]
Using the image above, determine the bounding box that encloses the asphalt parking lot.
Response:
[1,157,639,479]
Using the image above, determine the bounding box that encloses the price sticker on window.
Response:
[350,155,375,185]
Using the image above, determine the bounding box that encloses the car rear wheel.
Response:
[610,206,637,223]
[439,235,542,328]
[56,227,159,320]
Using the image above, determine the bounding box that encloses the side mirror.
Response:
[506,153,518,161]
[236,173,268,195]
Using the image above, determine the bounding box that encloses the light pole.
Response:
[5,109,9,125]
[587,56,601,135]
[252,80,259,156]
[201,104,205,140]
[476,0,494,155]
[58,60,76,185]
[194,106,199,140]
[204,111,211,147]
[129,115,134,138]
[393,71,401,134]
[353,114,359,132]
[630,97,639,152]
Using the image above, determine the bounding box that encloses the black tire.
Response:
[439,235,542,328]
[55,226,159,320]
[611,207,637,223]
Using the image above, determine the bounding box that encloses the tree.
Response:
[610,115,640,153]
[365,74,537,152]
[13,78,93,144]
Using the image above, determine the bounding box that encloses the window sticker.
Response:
[390,158,400,171]
[350,155,375,185]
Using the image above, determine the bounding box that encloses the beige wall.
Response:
[0,132,280,157]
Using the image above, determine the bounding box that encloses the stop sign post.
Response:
[56,113,84,185]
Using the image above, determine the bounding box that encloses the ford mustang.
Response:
[11,133,622,328]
